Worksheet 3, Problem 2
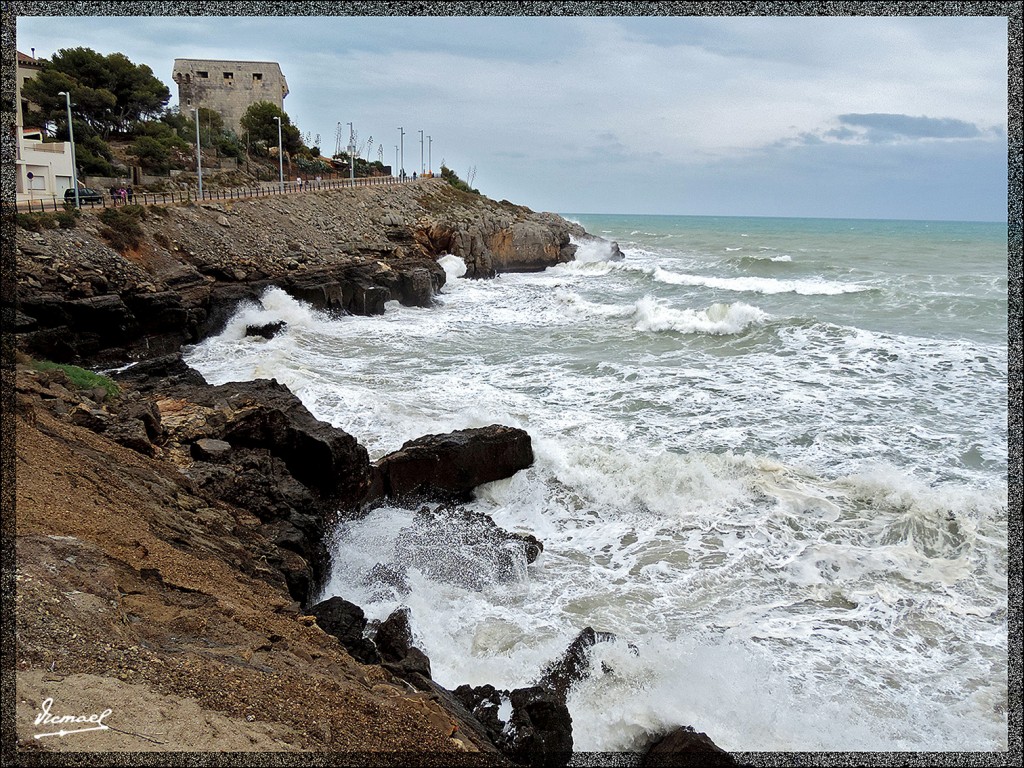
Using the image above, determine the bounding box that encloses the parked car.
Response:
[64,186,104,204]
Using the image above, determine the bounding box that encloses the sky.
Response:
[14,11,1010,221]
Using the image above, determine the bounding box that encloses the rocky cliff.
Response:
[9,180,730,762]
[15,179,592,365]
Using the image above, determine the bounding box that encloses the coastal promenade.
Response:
[15,174,414,213]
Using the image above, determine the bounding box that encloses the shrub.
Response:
[15,212,58,231]
[99,204,146,251]
[440,165,479,194]
[28,359,121,399]
[55,205,81,229]
[129,135,172,172]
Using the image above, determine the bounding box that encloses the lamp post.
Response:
[427,135,432,175]
[419,129,424,176]
[348,122,355,184]
[57,91,78,208]
[395,146,399,179]
[398,127,405,180]
[194,108,203,200]
[273,116,283,192]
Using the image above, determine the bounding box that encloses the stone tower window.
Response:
[253,73,263,82]
[223,71,233,80]
[197,71,208,78]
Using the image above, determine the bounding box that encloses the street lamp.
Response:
[398,127,404,180]
[419,129,424,176]
[427,135,432,175]
[194,108,203,200]
[57,91,78,208]
[273,116,283,192]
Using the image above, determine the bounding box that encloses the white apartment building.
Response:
[16,50,75,204]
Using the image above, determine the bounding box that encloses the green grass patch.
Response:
[28,359,121,399]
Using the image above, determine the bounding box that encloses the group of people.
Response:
[109,184,134,204]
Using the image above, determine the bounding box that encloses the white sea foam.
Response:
[572,240,618,264]
[632,296,770,335]
[652,267,867,295]
[439,252,468,279]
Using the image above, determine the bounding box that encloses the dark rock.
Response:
[537,626,619,702]
[361,562,411,598]
[306,596,381,664]
[422,679,513,755]
[154,377,371,605]
[453,684,507,746]
[106,416,158,457]
[68,404,110,433]
[195,378,372,502]
[393,504,542,591]
[375,424,534,501]
[373,607,433,685]
[13,310,38,332]
[190,437,232,460]
[387,645,432,684]
[374,606,415,662]
[244,320,287,339]
[397,266,438,308]
[642,725,738,767]
[505,686,573,768]
[113,353,206,390]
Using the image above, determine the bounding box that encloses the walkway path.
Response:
[15,175,418,214]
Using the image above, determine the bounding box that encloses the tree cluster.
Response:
[22,47,317,180]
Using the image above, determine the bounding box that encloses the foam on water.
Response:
[185,216,1007,752]
[652,266,870,295]
[632,296,770,335]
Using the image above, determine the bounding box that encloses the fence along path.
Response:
[16,175,411,213]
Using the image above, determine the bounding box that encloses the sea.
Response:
[183,213,1009,753]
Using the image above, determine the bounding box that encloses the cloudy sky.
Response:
[15,10,1009,221]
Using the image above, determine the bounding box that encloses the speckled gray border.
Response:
[1,3,1020,766]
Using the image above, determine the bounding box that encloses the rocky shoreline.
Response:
[11,179,736,763]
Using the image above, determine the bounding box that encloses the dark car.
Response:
[64,186,104,204]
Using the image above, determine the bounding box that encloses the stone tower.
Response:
[172,59,288,136]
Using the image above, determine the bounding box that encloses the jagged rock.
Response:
[374,606,415,662]
[375,425,534,501]
[361,562,411,598]
[145,377,371,605]
[453,683,572,768]
[190,437,232,460]
[504,686,573,768]
[537,626,619,702]
[372,607,432,685]
[306,596,381,664]
[393,504,542,591]
[642,726,738,767]
[245,320,287,339]
[453,684,507,747]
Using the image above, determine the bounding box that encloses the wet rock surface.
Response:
[453,683,573,768]
[374,425,535,502]
[642,725,740,766]
[390,503,543,591]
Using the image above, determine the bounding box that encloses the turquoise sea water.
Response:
[185,213,1009,752]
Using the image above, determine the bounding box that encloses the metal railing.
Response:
[15,174,415,213]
